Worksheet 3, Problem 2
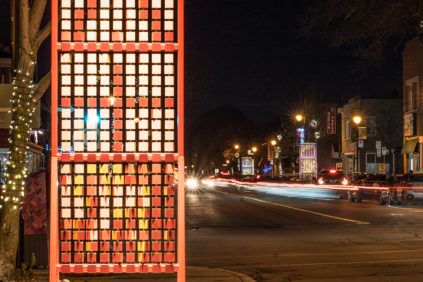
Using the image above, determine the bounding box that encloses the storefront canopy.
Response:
[401,138,418,155]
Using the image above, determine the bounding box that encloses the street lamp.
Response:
[234,144,240,174]
[353,115,362,125]
[295,114,304,122]
[270,140,277,175]
[352,115,362,176]
[251,146,258,175]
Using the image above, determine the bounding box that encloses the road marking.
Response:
[228,257,423,269]
[189,249,423,260]
[215,190,229,195]
[243,196,370,225]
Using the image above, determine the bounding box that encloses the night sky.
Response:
[0,1,402,123]
[185,0,402,122]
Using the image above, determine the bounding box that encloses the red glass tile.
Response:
[113,142,123,151]
[113,76,123,85]
[152,10,161,19]
[88,0,97,7]
[100,98,110,107]
[74,10,84,19]
[139,98,148,107]
[74,98,84,107]
[152,32,162,42]
[113,131,122,140]
[61,32,71,41]
[165,98,174,108]
[74,21,84,30]
[139,231,149,240]
[152,98,161,107]
[100,253,109,263]
[61,98,71,107]
[88,98,97,107]
[74,32,85,41]
[87,9,97,19]
[113,109,123,118]
[113,120,122,129]
[139,10,149,19]
[165,32,174,42]
[152,21,161,30]
[126,98,135,107]
[139,0,149,8]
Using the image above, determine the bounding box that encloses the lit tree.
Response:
[0,0,50,279]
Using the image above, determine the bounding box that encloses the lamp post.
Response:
[353,115,362,175]
[270,140,277,175]
[251,146,257,174]
[234,144,240,174]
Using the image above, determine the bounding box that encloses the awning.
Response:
[401,138,418,154]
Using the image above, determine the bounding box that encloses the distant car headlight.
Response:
[342,178,349,185]
[318,178,325,185]
[186,178,199,189]
[201,179,215,187]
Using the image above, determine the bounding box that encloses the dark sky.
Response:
[185,0,402,122]
[0,1,403,123]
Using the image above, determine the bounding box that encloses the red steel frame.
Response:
[49,1,185,281]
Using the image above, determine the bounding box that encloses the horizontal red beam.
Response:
[59,263,179,274]
[57,42,178,52]
[58,153,178,163]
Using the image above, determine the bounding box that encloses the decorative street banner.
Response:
[299,143,317,181]
[51,0,185,281]
[326,107,336,135]
[241,157,254,176]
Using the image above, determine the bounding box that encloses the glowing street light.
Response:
[353,115,362,125]
[270,140,277,146]
[295,114,304,122]
[252,146,257,153]
[234,144,240,150]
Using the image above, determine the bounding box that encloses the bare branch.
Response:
[33,20,51,52]
[33,71,51,101]
[29,0,48,41]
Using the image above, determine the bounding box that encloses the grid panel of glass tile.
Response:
[60,0,176,42]
[59,162,177,264]
[59,51,177,153]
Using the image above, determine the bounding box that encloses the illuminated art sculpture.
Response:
[50,0,184,281]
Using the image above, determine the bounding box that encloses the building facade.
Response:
[402,37,423,172]
[339,96,403,177]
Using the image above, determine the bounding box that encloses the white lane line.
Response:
[188,249,423,260]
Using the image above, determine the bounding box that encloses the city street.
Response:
[186,181,423,281]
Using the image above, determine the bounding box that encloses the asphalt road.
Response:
[186,182,423,281]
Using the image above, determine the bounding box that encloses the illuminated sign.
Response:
[326,107,336,134]
[50,0,184,280]
[299,143,317,180]
[296,127,305,144]
[241,157,254,176]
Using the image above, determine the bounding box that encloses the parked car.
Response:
[350,174,389,202]
[379,173,423,205]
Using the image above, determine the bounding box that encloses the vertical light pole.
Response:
[353,115,362,175]
[234,144,240,175]
[252,146,258,175]
[270,140,277,176]
[295,114,305,175]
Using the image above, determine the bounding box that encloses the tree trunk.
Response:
[0,51,37,280]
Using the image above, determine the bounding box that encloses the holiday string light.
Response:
[1,50,39,210]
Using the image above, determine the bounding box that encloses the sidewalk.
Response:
[33,266,255,282]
